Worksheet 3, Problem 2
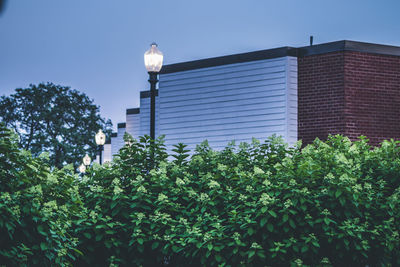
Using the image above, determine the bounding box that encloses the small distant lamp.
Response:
[144,43,163,140]
[79,164,86,174]
[83,154,91,166]
[95,129,106,165]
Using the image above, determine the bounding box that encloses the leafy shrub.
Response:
[1,123,399,266]
[0,124,84,266]
[74,133,399,266]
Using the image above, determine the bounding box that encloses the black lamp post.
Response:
[144,43,163,140]
[95,129,106,164]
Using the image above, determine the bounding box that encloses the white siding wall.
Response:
[111,127,126,158]
[158,56,298,152]
[116,127,126,152]
[126,113,141,140]
[139,95,159,138]
[111,135,119,157]
[103,144,112,163]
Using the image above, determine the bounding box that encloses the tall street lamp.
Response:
[95,129,106,164]
[144,42,163,140]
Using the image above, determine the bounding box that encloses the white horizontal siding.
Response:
[158,56,297,152]
[111,127,126,158]
[161,58,286,81]
[126,113,140,140]
[111,136,119,157]
[103,144,112,163]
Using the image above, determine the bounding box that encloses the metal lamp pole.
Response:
[148,72,158,140]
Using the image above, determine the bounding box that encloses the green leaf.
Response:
[289,219,296,229]
[261,207,268,213]
[83,232,92,239]
[111,208,120,216]
[312,241,320,248]
[206,250,211,258]
[268,210,277,218]
[37,225,46,236]
[283,213,289,222]
[257,251,266,258]
[260,217,267,227]
[267,223,274,232]
[335,189,342,198]
[301,246,308,253]
[152,242,159,250]
[207,243,213,251]
[40,242,48,251]
[214,246,223,252]
[72,248,84,256]
[248,227,254,236]
[248,250,256,258]
[95,234,103,241]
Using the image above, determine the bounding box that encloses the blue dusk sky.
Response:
[1,0,399,131]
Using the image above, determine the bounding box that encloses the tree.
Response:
[0,82,112,169]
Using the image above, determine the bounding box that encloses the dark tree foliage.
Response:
[0,83,112,168]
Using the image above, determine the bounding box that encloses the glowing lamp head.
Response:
[83,154,91,166]
[79,164,86,173]
[95,129,106,145]
[144,43,163,72]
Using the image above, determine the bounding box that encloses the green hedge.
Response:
[1,123,399,266]
[0,124,83,266]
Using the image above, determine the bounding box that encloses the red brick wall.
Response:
[298,51,400,146]
[298,52,346,145]
[343,51,400,146]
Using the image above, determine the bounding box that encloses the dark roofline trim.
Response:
[140,90,159,98]
[159,40,400,74]
[126,108,140,115]
[298,40,400,57]
[117,123,126,128]
[160,47,297,74]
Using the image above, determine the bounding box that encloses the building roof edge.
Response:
[160,40,400,74]
[160,46,297,74]
[298,40,400,57]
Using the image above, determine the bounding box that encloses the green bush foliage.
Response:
[1,124,399,266]
[0,124,84,266]
[74,134,399,266]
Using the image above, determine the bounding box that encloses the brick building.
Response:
[105,40,400,160]
[298,41,400,146]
